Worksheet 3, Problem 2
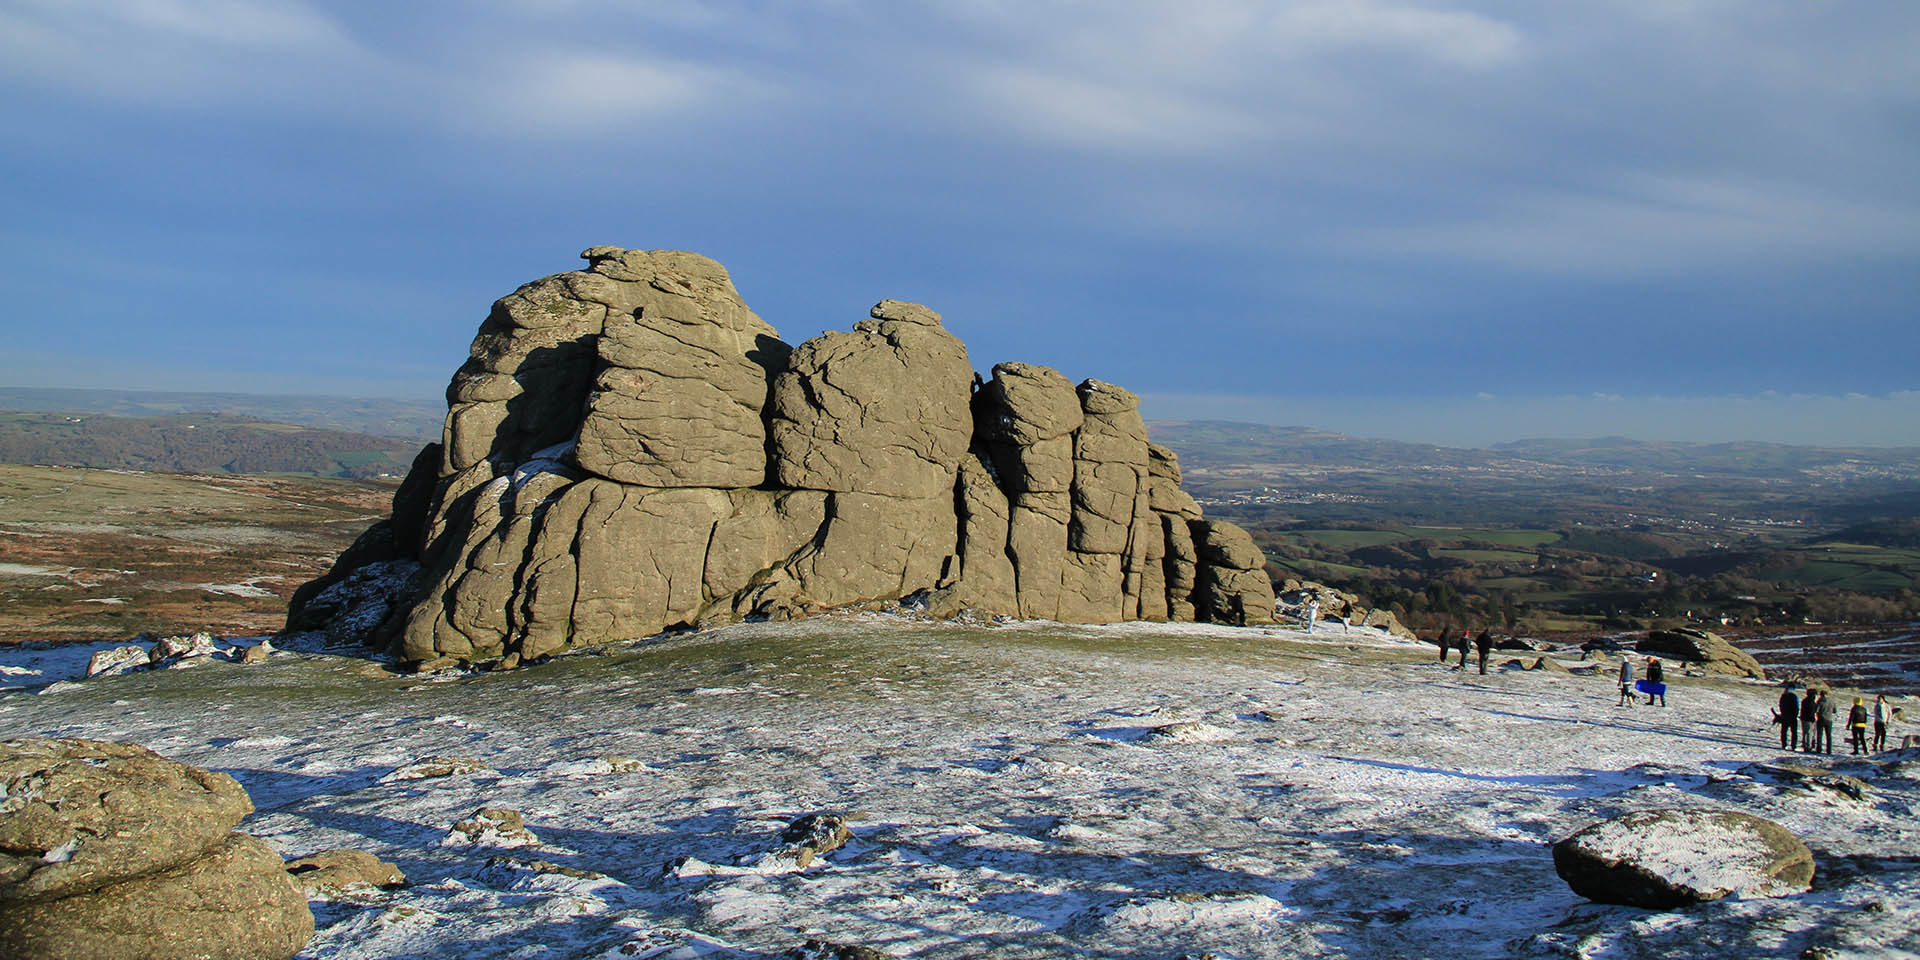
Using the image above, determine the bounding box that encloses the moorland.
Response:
[1156,421,1920,637]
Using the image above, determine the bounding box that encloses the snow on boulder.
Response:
[1143,721,1238,744]
[444,808,539,848]
[147,631,219,664]
[84,645,150,678]
[1552,808,1813,909]
[383,756,493,781]
[778,813,853,867]
[1068,890,1290,937]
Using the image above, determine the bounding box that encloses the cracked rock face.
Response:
[287,247,1277,665]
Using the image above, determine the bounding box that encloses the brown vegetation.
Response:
[0,465,393,644]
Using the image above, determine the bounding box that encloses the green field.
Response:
[1408,527,1562,547]
[1435,548,1538,564]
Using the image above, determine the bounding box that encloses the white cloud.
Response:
[0,0,361,103]
[953,0,1523,153]
[1267,1,1522,67]
[1342,175,1920,275]
[465,52,750,134]
[0,0,757,132]
[975,67,1269,152]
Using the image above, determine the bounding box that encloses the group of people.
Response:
[1616,655,1666,707]
[1775,685,1892,755]
[1433,626,1495,675]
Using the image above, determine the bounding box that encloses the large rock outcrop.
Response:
[287,248,1276,665]
[0,738,313,960]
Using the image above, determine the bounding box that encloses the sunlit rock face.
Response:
[287,247,1276,665]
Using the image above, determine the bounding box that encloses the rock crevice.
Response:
[289,248,1276,664]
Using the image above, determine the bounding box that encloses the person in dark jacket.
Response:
[1775,685,1799,751]
[1475,631,1493,675]
[1874,694,1891,753]
[1815,691,1837,754]
[1800,691,1819,753]
[1848,698,1870,755]
[1643,657,1665,706]
[1435,626,1454,662]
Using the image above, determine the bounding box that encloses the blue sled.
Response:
[1635,679,1666,695]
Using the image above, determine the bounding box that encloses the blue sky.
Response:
[1,1,1915,446]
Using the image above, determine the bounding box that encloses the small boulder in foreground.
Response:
[0,737,311,960]
[284,849,406,897]
[1553,808,1813,909]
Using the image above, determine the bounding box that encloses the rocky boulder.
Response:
[445,807,539,848]
[1740,762,1872,803]
[287,247,1280,666]
[0,737,254,902]
[84,645,150,678]
[1638,628,1767,679]
[284,849,406,897]
[778,813,853,868]
[1277,580,1417,641]
[0,833,314,960]
[0,737,311,960]
[788,941,894,960]
[1552,808,1814,909]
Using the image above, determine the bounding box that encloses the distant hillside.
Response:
[0,387,443,442]
[1150,420,1920,479]
[1491,436,1920,477]
[0,411,424,479]
[1146,420,1486,467]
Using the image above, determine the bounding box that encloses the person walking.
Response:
[1435,626,1454,662]
[1643,657,1666,706]
[1800,689,1819,753]
[1475,631,1492,675]
[1848,698,1870,755]
[1815,690,1837,754]
[1874,694,1891,753]
[1457,628,1471,669]
[1775,684,1800,751]
[1618,657,1635,707]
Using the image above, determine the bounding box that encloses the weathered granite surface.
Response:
[287,248,1276,666]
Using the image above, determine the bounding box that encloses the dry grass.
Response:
[0,465,393,644]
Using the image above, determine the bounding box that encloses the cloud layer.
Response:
[0,1,1913,444]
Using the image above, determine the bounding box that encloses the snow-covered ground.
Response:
[4,616,1917,959]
